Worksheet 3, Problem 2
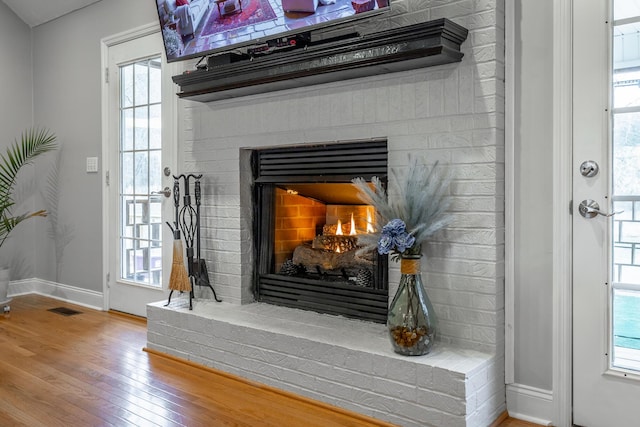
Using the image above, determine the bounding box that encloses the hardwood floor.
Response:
[0,295,542,426]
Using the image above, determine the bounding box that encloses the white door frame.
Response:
[552,0,574,426]
[504,2,573,424]
[100,22,180,311]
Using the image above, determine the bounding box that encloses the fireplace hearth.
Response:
[252,140,388,322]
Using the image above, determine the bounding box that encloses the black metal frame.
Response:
[166,174,221,309]
[252,139,389,323]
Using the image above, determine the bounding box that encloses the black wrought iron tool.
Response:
[194,177,221,302]
[168,173,221,309]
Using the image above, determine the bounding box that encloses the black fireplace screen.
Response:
[252,140,388,323]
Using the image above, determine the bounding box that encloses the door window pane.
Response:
[119,56,162,287]
[612,1,640,371]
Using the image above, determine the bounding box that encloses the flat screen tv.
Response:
[154,0,390,62]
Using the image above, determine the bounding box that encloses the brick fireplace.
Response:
[146,1,506,426]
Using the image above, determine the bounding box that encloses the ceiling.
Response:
[2,0,101,27]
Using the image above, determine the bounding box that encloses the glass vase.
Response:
[387,255,437,356]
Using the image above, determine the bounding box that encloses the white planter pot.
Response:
[0,268,10,303]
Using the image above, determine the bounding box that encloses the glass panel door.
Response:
[119,57,163,287]
[611,0,640,370]
[573,1,640,424]
[106,30,175,317]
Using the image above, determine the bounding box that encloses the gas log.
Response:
[292,243,374,274]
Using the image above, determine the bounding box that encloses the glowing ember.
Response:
[350,213,357,236]
[335,246,341,253]
[336,219,343,235]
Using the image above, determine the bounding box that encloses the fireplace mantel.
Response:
[172,18,468,102]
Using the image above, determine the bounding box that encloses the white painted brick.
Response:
[438,320,474,340]
[371,377,419,402]
[450,212,504,228]
[476,62,499,80]
[428,289,474,309]
[465,10,499,30]
[417,389,468,416]
[471,325,498,344]
[431,1,474,21]
[425,258,499,280]
[409,0,431,13]
[470,45,498,64]
[449,195,503,212]
[424,271,491,292]
[427,131,472,148]
[442,307,497,328]
[449,114,477,131]
[473,293,502,310]
[475,94,503,114]
[451,179,504,196]
[432,368,466,396]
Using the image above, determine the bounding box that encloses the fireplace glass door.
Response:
[253,141,388,322]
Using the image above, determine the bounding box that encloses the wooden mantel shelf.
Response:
[172,18,468,102]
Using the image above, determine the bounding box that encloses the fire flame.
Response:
[336,246,341,253]
[350,213,357,236]
[366,208,374,233]
[336,219,343,235]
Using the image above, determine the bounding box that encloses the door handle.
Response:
[151,187,172,198]
[578,199,623,218]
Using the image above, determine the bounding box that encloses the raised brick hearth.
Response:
[147,299,503,427]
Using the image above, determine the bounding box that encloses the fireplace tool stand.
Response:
[165,174,221,309]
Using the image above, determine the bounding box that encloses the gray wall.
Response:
[513,1,553,391]
[0,3,37,276]
[31,0,156,290]
[0,3,32,137]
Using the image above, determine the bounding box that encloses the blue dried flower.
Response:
[393,232,416,253]
[378,233,394,255]
[382,219,407,236]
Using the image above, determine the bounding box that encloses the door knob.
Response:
[151,187,172,198]
[580,160,599,177]
[578,199,622,218]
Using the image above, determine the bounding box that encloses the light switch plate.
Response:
[86,157,99,173]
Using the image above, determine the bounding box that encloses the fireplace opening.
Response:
[252,140,388,323]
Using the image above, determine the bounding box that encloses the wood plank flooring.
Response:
[0,295,541,427]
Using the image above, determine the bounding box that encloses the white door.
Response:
[573,1,640,425]
[105,31,177,317]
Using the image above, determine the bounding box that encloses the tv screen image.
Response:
[155,0,389,62]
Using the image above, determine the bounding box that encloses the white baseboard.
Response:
[8,278,103,311]
[506,383,554,426]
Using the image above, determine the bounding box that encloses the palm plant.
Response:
[0,128,57,249]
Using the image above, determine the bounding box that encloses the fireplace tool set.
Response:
[165,173,221,309]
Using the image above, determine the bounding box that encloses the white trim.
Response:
[101,22,160,48]
[506,384,554,426]
[552,0,573,426]
[504,0,515,386]
[8,279,104,311]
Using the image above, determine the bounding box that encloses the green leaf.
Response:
[0,128,57,248]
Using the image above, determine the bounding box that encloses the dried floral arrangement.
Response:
[352,157,452,260]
